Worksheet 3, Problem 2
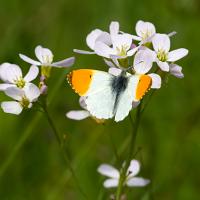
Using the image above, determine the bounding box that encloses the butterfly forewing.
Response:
[68,69,116,119]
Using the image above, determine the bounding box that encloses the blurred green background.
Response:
[0,0,199,199]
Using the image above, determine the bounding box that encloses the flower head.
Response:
[132,20,156,44]
[94,33,137,59]
[152,34,188,71]
[0,63,39,91]
[74,21,120,55]
[98,159,150,188]
[19,45,75,68]
[1,84,40,115]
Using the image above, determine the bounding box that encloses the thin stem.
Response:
[108,129,120,163]
[141,90,156,114]
[115,103,142,200]
[42,101,88,199]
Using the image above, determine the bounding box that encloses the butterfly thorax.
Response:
[111,73,128,94]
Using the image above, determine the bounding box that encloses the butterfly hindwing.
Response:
[85,86,116,119]
[114,75,139,122]
[114,74,152,122]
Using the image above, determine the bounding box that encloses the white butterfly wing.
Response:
[114,75,140,122]
[85,71,116,119]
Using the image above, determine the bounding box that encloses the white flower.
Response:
[66,97,90,120]
[98,159,150,188]
[131,20,156,44]
[19,45,75,68]
[152,34,188,71]
[1,84,40,115]
[74,21,119,55]
[0,63,39,91]
[94,33,137,59]
[133,49,161,89]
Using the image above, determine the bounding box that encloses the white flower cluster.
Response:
[0,45,74,115]
[67,20,188,121]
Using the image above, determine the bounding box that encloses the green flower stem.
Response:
[116,102,142,200]
[42,100,88,200]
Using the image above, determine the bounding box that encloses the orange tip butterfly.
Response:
[67,69,151,122]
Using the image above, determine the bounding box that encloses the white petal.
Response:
[148,73,161,89]
[94,42,115,58]
[134,49,155,74]
[73,49,96,54]
[169,64,184,78]
[140,33,156,45]
[168,48,188,62]
[66,110,90,120]
[112,33,132,50]
[103,178,119,188]
[104,59,116,68]
[97,164,120,179]
[24,65,39,82]
[110,21,119,36]
[5,87,24,101]
[86,29,103,50]
[108,67,122,76]
[157,60,169,72]
[136,20,156,38]
[51,57,75,68]
[79,97,87,109]
[35,45,53,64]
[152,34,170,52]
[0,83,13,91]
[127,160,140,177]
[19,54,41,65]
[168,31,177,37]
[1,101,23,115]
[136,20,145,37]
[127,47,139,57]
[2,64,22,84]
[110,55,120,67]
[0,63,12,82]
[24,83,40,102]
[131,35,142,41]
[127,177,150,187]
[96,32,112,46]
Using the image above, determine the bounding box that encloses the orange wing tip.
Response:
[67,69,94,96]
[135,75,152,101]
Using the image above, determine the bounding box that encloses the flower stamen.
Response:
[157,49,168,62]
[15,77,26,88]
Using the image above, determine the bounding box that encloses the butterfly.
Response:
[67,69,152,122]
